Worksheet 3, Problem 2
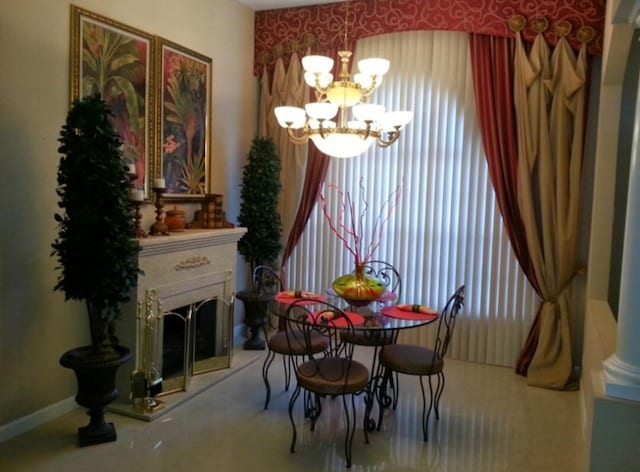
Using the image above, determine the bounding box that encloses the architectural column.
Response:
[603,20,640,400]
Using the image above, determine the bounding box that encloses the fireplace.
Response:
[148,293,231,396]
[111,228,246,420]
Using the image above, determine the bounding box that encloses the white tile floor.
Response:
[0,344,587,471]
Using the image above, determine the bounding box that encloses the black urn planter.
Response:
[60,345,132,447]
[235,290,273,350]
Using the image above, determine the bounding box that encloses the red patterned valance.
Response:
[254,0,605,75]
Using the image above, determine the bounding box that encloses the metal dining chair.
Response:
[255,266,329,410]
[284,299,371,468]
[376,285,465,441]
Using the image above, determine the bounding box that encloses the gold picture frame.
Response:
[70,5,155,200]
[155,37,212,200]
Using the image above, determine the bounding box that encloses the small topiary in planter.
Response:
[237,136,282,270]
[52,93,141,446]
[236,136,282,349]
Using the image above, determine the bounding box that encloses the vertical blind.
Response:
[284,31,539,367]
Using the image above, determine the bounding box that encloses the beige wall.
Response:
[0,0,256,427]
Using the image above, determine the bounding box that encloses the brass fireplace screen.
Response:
[137,293,232,399]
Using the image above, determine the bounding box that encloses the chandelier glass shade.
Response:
[274,48,412,158]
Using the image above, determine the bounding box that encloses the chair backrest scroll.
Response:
[433,285,465,360]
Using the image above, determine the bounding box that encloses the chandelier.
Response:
[274,1,412,159]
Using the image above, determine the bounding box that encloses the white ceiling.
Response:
[235,0,338,11]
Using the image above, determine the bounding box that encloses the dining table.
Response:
[270,289,439,431]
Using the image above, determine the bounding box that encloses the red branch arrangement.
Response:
[320,179,402,265]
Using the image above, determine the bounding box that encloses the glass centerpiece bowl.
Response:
[321,179,402,307]
[332,262,386,306]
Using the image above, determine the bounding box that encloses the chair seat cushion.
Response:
[268,329,328,355]
[380,344,443,375]
[340,330,395,346]
[296,358,370,395]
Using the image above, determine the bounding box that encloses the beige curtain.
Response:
[258,54,309,254]
[513,30,586,388]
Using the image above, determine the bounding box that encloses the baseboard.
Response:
[233,323,245,343]
[1,327,253,443]
[0,396,78,443]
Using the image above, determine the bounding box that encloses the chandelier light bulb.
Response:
[379,111,413,131]
[305,102,339,120]
[352,104,385,123]
[311,132,376,158]
[274,106,306,129]
[358,57,390,76]
[301,55,334,74]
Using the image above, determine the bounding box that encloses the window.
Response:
[285,31,538,367]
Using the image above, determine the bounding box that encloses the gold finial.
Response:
[273,44,285,59]
[508,14,526,32]
[577,25,595,43]
[530,16,549,34]
[554,20,572,38]
[257,51,271,66]
[286,39,300,55]
[301,32,317,49]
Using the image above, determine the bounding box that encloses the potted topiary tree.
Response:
[236,136,282,349]
[52,93,141,446]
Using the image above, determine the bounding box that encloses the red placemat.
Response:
[381,305,438,321]
[275,291,326,305]
[310,310,365,327]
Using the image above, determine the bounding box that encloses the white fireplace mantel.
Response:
[112,227,247,420]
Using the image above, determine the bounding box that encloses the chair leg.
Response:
[283,355,292,391]
[390,371,400,410]
[304,391,322,426]
[262,349,277,410]
[376,367,393,432]
[362,347,381,433]
[361,390,371,445]
[288,384,302,453]
[419,375,435,442]
[434,371,445,420]
[342,394,358,468]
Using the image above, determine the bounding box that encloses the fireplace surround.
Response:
[110,228,247,420]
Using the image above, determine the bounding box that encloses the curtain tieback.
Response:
[542,264,587,305]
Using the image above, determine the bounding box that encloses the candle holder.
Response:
[149,187,169,236]
[130,199,148,238]
[127,170,148,238]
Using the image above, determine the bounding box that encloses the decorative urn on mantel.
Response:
[165,206,186,232]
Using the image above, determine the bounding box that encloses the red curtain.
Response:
[280,143,330,268]
[468,34,542,375]
[279,45,347,269]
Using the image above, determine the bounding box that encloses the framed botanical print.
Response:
[156,38,212,199]
[70,5,154,200]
